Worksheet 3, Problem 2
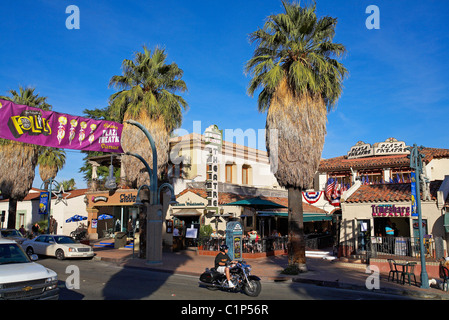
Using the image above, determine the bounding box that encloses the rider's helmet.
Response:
[220,244,229,252]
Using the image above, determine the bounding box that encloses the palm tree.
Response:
[78,107,119,187]
[61,178,77,191]
[108,45,188,188]
[0,87,52,228]
[38,147,66,189]
[245,1,348,271]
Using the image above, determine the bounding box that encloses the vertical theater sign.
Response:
[204,125,222,214]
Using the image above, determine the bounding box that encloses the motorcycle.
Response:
[199,261,262,297]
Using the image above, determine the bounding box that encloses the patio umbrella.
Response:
[97,214,113,230]
[65,215,87,223]
[65,215,88,230]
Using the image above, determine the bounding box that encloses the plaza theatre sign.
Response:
[347,138,409,159]
[204,125,222,212]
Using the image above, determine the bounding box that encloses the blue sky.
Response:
[0,1,448,189]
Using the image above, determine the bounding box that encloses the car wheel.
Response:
[56,249,65,260]
[26,246,34,256]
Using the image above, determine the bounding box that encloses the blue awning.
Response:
[444,213,449,233]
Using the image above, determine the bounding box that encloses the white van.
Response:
[0,238,59,300]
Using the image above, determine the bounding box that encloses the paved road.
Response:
[37,257,413,301]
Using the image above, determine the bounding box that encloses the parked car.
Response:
[0,238,59,300]
[22,235,94,260]
[0,229,27,245]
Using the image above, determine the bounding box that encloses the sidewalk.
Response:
[92,246,449,300]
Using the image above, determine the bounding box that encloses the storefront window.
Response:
[412,219,428,237]
[357,219,370,251]
[390,169,412,183]
[358,169,382,184]
[225,164,233,183]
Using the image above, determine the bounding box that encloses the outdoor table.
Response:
[393,261,408,284]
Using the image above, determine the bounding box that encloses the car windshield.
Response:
[54,236,76,244]
[0,243,30,264]
[1,230,22,237]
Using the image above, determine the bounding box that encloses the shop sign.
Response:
[120,193,137,203]
[371,204,411,217]
[204,124,223,148]
[172,202,205,207]
[347,138,409,159]
[347,141,373,159]
[374,139,408,156]
[92,196,108,203]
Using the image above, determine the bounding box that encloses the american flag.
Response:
[333,181,340,198]
[325,178,335,200]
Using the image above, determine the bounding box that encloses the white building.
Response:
[0,188,89,236]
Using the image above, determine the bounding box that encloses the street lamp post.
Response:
[124,120,176,265]
[407,144,429,289]
[125,120,158,204]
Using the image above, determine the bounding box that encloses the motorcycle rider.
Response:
[215,244,236,288]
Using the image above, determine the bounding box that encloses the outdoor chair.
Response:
[401,262,417,286]
[439,264,449,292]
[387,259,400,283]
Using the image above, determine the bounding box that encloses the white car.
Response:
[23,235,94,260]
[0,238,59,300]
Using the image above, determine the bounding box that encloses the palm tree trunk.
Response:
[7,198,17,229]
[288,187,307,272]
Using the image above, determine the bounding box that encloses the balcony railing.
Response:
[339,236,439,260]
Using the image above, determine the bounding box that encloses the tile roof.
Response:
[344,181,442,203]
[319,147,449,172]
[0,188,88,202]
[177,188,326,214]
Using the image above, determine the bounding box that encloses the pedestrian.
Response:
[127,218,133,237]
[49,216,57,234]
[31,223,40,237]
[19,225,26,237]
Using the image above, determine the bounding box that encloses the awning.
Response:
[257,211,333,222]
[171,209,202,217]
[444,213,449,233]
[224,196,287,209]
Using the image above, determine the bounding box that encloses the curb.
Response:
[290,277,447,300]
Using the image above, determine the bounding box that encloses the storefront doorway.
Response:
[373,217,410,237]
[94,206,138,238]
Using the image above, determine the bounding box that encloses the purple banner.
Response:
[0,99,123,153]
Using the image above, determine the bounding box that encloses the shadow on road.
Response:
[100,251,195,300]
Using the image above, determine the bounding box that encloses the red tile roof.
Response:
[319,147,449,172]
[177,188,326,213]
[344,181,442,203]
[0,188,88,202]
